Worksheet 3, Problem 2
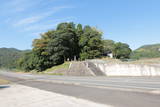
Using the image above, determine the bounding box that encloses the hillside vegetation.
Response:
[0,48,29,68]
[131,44,160,59]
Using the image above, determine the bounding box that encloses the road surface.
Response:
[0,71,160,107]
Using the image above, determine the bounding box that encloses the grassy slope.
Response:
[10,62,70,75]
[44,62,70,72]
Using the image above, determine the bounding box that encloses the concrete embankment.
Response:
[67,61,105,76]
[49,60,160,76]
[67,61,94,76]
[92,61,160,76]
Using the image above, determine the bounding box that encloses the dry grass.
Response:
[101,57,160,65]
[0,79,9,85]
[101,57,123,64]
[128,58,160,65]
[44,61,70,73]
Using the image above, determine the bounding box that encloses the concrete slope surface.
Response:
[67,62,94,76]
[90,59,160,76]
[68,61,105,76]
[86,61,106,76]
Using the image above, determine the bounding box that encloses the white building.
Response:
[108,53,113,58]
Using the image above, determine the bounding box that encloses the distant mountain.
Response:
[131,44,160,59]
[0,48,30,68]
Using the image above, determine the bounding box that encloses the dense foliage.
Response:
[102,40,115,56]
[131,44,160,59]
[18,22,104,71]
[112,42,132,59]
[103,40,132,59]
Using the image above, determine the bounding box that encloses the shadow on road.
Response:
[0,85,10,89]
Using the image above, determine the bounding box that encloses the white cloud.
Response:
[1,0,76,37]
[25,24,57,32]
[13,16,44,27]
[13,6,73,27]
[49,16,77,23]
[24,16,76,32]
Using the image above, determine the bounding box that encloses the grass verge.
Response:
[29,61,70,75]
[3,62,70,75]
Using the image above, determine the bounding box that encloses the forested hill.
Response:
[131,44,160,59]
[137,44,160,50]
[0,48,29,68]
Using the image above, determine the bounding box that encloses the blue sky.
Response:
[0,0,160,50]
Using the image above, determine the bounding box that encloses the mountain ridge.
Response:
[0,48,30,68]
[131,43,160,59]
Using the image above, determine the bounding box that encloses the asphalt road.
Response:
[0,71,160,107]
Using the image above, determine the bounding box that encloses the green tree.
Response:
[79,26,103,60]
[113,42,132,59]
[102,40,115,56]
[47,23,79,62]
[17,52,36,71]
[31,31,54,71]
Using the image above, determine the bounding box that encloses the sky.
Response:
[0,0,160,50]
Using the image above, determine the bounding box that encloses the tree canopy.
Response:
[112,42,132,59]
[102,40,115,56]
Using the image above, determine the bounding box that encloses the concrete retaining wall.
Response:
[94,63,160,76]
